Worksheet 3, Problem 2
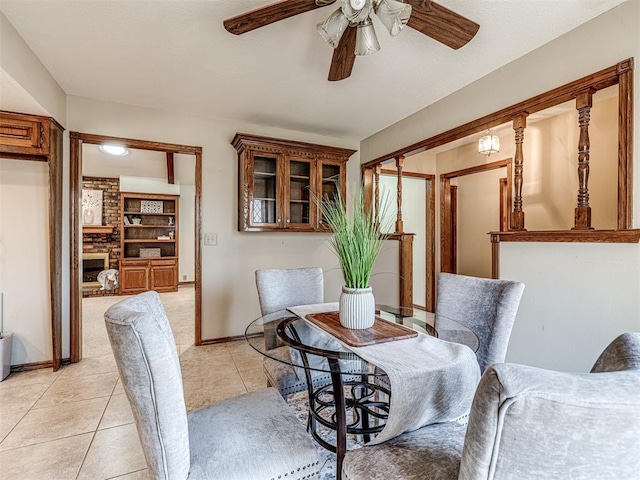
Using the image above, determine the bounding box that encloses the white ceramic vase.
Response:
[339,286,375,329]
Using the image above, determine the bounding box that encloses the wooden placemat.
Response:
[305,312,418,347]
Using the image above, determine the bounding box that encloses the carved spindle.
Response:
[572,89,595,230]
[510,114,527,231]
[396,155,404,233]
[374,164,381,229]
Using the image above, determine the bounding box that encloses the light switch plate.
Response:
[204,233,217,246]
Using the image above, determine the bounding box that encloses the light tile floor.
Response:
[0,287,267,480]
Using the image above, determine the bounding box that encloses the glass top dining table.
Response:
[245,304,480,376]
[245,304,480,480]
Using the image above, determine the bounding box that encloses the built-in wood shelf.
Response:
[490,229,640,244]
[83,226,114,234]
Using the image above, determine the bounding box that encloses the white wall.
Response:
[501,242,640,372]
[67,95,360,343]
[361,1,640,371]
[0,158,51,364]
[0,11,66,124]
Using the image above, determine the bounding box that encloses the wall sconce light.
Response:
[478,132,500,156]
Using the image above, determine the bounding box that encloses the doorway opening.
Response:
[69,132,202,363]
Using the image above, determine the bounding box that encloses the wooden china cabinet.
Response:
[119,192,179,293]
[232,133,355,232]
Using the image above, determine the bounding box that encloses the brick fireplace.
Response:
[82,252,109,288]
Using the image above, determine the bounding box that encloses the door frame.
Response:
[69,132,203,363]
[380,170,436,311]
[440,158,512,275]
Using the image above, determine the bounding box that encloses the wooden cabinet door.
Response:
[150,260,177,292]
[284,156,316,231]
[120,261,149,294]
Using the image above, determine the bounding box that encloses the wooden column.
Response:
[396,233,414,316]
[490,234,500,279]
[510,114,527,231]
[395,155,404,233]
[572,89,595,230]
[374,164,381,228]
[617,59,634,230]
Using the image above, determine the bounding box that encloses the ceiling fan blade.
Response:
[224,0,332,35]
[328,26,357,81]
[406,0,479,49]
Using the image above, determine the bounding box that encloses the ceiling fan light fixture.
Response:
[355,19,380,56]
[375,0,412,36]
[317,8,350,48]
[342,0,373,23]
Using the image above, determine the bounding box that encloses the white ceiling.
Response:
[0,0,626,139]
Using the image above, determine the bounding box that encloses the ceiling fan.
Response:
[223,0,479,81]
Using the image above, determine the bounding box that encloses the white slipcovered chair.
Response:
[436,273,525,373]
[255,267,333,397]
[343,332,640,480]
[105,291,320,480]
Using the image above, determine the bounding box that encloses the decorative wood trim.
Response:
[179,280,196,286]
[499,178,508,232]
[231,133,356,160]
[491,233,500,279]
[363,167,374,216]
[426,177,436,312]
[490,229,640,243]
[440,177,452,273]
[362,60,629,167]
[451,186,458,273]
[166,152,175,184]
[511,114,527,231]
[440,159,510,179]
[380,169,435,179]
[70,132,201,155]
[440,158,512,274]
[195,150,203,346]
[49,122,64,372]
[9,358,71,373]
[572,89,595,230]
[618,60,634,229]
[70,135,83,363]
[397,233,414,316]
[395,156,404,233]
[0,111,64,371]
[69,132,204,359]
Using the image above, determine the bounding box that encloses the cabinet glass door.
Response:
[319,162,343,226]
[251,154,279,226]
[287,158,313,228]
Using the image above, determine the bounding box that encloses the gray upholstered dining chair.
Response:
[255,267,333,397]
[342,332,640,480]
[436,273,525,373]
[105,291,320,480]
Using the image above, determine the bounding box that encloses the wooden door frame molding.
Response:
[380,169,436,311]
[440,158,512,274]
[0,111,64,371]
[69,132,203,363]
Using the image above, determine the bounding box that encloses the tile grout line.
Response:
[74,378,118,480]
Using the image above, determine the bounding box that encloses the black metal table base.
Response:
[278,318,392,480]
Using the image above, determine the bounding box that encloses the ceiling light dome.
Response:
[99,144,129,156]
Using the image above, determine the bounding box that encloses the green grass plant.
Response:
[316,189,393,289]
